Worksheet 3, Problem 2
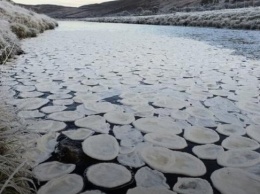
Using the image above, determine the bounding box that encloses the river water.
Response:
[1,21,260,194]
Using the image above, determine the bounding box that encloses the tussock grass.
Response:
[0,0,58,64]
[0,95,36,194]
[85,7,260,30]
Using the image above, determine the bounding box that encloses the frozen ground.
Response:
[0,21,260,194]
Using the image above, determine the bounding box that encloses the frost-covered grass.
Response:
[85,7,260,30]
[0,97,36,194]
[0,0,58,64]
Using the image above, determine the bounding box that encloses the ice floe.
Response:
[173,178,213,194]
[127,187,177,194]
[27,120,66,133]
[62,128,94,140]
[246,125,260,143]
[16,98,49,110]
[135,166,169,189]
[211,168,260,194]
[19,91,44,98]
[18,110,45,119]
[38,174,84,194]
[140,147,206,176]
[192,144,224,160]
[117,151,145,168]
[82,134,119,160]
[40,106,67,114]
[104,111,135,125]
[33,161,76,181]
[186,107,215,120]
[184,126,220,144]
[216,124,246,136]
[221,135,260,150]
[48,111,84,122]
[86,163,132,188]
[133,117,182,134]
[84,101,115,113]
[75,115,110,133]
[217,150,260,167]
[144,132,187,149]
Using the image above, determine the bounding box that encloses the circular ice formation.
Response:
[41,106,67,114]
[80,190,105,194]
[209,89,230,97]
[18,110,45,119]
[38,174,84,194]
[53,99,74,106]
[33,161,76,181]
[67,84,89,92]
[86,163,132,188]
[19,91,44,98]
[133,117,182,134]
[75,115,110,133]
[237,101,260,115]
[82,134,119,160]
[73,93,100,103]
[117,151,145,168]
[241,163,260,180]
[14,85,35,92]
[173,178,213,194]
[184,126,220,144]
[131,105,154,118]
[47,94,73,100]
[27,120,66,133]
[170,110,190,120]
[127,187,177,194]
[152,97,189,109]
[252,116,260,125]
[84,101,115,113]
[247,125,260,143]
[121,97,148,106]
[211,168,260,194]
[216,124,246,136]
[113,125,144,147]
[140,147,206,176]
[48,111,84,122]
[217,150,260,167]
[186,107,214,120]
[192,144,224,160]
[135,166,169,189]
[82,79,99,86]
[104,111,135,125]
[62,128,94,140]
[144,132,187,149]
[222,135,260,150]
[35,83,61,92]
[17,98,49,110]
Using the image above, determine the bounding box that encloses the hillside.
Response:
[18,0,260,18]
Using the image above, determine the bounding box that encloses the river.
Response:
[1,21,260,194]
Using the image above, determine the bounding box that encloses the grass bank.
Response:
[85,7,260,30]
[0,0,58,64]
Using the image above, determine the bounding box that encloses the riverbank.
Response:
[84,7,260,30]
[0,0,57,64]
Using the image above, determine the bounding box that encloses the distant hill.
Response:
[17,0,260,19]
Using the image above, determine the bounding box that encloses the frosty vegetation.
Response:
[0,0,57,64]
[85,7,260,30]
